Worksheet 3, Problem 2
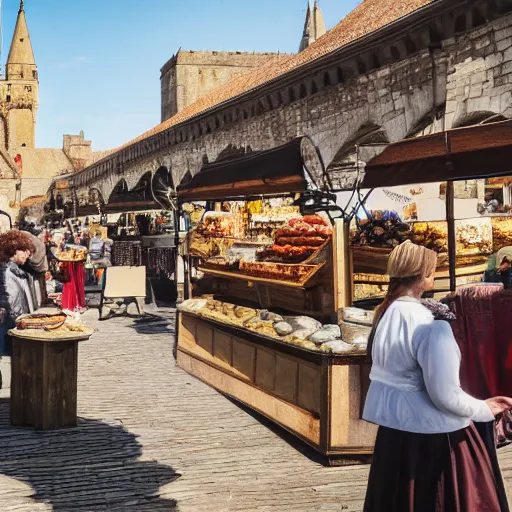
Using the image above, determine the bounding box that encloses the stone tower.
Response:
[299,1,327,52]
[3,0,38,150]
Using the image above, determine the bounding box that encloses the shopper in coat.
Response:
[363,240,512,512]
[0,230,36,364]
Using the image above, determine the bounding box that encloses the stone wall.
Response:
[160,12,512,187]
[65,5,512,207]
[160,51,285,121]
[444,16,512,128]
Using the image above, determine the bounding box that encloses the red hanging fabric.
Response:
[61,262,86,311]
[450,285,512,399]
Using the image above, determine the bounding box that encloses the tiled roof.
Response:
[115,0,436,154]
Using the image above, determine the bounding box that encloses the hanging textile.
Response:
[61,262,86,311]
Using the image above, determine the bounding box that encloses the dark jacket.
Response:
[482,269,512,289]
[0,262,36,327]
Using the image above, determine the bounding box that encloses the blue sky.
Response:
[3,0,360,151]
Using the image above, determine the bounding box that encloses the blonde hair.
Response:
[375,240,437,321]
[367,241,437,360]
[387,240,437,280]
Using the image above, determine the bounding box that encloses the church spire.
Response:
[299,0,326,52]
[7,0,37,81]
[299,2,312,53]
[312,1,326,41]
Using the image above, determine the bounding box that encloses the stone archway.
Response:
[326,123,389,190]
[152,166,175,209]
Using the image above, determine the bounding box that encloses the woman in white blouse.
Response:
[363,240,512,512]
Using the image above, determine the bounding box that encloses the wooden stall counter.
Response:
[176,310,377,466]
[9,326,94,430]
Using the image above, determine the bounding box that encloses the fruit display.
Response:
[455,218,493,256]
[178,298,365,354]
[197,212,236,238]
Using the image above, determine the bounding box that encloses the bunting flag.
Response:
[382,188,412,204]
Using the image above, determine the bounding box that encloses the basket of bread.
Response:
[16,313,67,331]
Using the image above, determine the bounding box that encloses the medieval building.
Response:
[160,1,326,121]
[51,0,512,217]
[0,1,110,221]
[299,0,326,52]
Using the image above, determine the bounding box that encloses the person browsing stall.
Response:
[362,240,512,512]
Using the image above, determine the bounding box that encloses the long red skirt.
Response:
[363,423,507,512]
[61,262,86,311]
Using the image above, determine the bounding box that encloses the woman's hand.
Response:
[486,396,512,416]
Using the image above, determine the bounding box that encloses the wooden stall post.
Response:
[446,180,457,292]
[333,219,352,313]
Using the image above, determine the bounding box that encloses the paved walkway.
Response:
[0,308,511,511]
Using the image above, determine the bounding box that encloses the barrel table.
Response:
[8,328,93,430]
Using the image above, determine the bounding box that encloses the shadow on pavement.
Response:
[129,313,176,337]
[0,398,180,511]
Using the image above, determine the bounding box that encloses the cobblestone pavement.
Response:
[0,307,511,511]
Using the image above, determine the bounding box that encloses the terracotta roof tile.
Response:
[119,0,436,152]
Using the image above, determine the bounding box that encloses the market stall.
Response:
[344,119,512,399]
[175,138,376,465]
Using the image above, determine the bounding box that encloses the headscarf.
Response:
[495,247,512,269]
[387,240,437,279]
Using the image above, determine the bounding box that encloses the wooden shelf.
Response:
[199,262,325,289]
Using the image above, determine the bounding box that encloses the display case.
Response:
[176,198,376,465]
[177,306,375,466]
[350,211,489,300]
[189,202,337,320]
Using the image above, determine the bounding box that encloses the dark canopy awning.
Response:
[177,138,307,201]
[361,120,512,189]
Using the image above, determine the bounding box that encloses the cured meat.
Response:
[302,215,328,226]
[275,226,297,237]
[293,222,317,235]
[276,236,325,247]
[16,313,67,331]
[314,225,333,236]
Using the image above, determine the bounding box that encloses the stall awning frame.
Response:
[177,138,308,201]
[360,120,512,189]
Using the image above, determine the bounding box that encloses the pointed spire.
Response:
[299,1,326,52]
[312,1,326,41]
[7,0,37,80]
[299,2,312,52]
